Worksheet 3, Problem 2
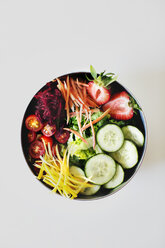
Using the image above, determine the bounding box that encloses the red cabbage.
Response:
[34,86,65,127]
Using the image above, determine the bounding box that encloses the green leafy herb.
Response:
[67,136,95,160]
[90,65,97,79]
[68,111,110,138]
[86,65,118,88]
[89,111,110,135]
[129,96,142,113]
[109,119,125,126]
[68,115,86,132]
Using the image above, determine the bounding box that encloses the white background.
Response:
[0,0,165,247]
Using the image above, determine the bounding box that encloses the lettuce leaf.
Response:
[68,135,95,160]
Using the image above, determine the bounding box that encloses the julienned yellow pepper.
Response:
[34,143,93,199]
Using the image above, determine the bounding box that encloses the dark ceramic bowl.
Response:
[21,72,147,200]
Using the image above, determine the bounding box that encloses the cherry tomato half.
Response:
[39,135,53,147]
[25,115,43,132]
[54,130,70,144]
[27,131,36,143]
[41,124,56,137]
[29,140,45,159]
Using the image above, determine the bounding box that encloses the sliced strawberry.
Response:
[102,91,133,120]
[87,81,110,105]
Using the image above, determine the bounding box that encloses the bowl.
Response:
[21,72,147,200]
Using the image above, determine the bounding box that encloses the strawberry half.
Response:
[87,81,110,105]
[86,65,117,106]
[102,91,134,120]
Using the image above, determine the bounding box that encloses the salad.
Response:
[22,66,146,199]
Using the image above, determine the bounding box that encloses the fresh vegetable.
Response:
[81,185,100,196]
[103,91,134,120]
[110,140,138,169]
[67,136,95,160]
[39,135,53,147]
[51,144,59,157]
[109,119,125,126]
[71,148,95,160]
[41,123,56,137]
[89,111,96,149]
[57,77,98,129]
[68,110,109,136]
[54,129,70,144]
[35,143,93,199]
[94,144,103,154]
[25,115,43,132]
[86,65,117,105]
[69,165,101,196]
[36,133,42,140]
[27,131,36,143]
[69,166,85,178]
[82,109,110,131]
[122,125,144,147]
[96,124,124,152]
[63,128,88,144]
[85,154,116,185]
[103,164,124,189]
[89,110,109,138]
[35,86,65,127]
[68,114,86,131]
[29,140,45,159]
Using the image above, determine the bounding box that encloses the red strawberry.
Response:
[87,81,111,105]
[86,65,117,106]
[102,91,134,120]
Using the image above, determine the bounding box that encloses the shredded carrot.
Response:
[89,112,95,149]
[70,108,99,117]
[83,86,87,99]
[86,98,99,108]
[69,98,74,112]
[66,76,70,124]
[70,88,81,105]
[63,128,88,144]
[76,105,82,136]
[69,91,79,106]
[70,79,88,109]
[75,79,89,87]
[70,78,79,98]
[78,82,89,87]
[78,96,90,111]
[79,104,82,123]
[76,84,84,100]
[91,108,100,113]
[75,78,83,89]
[57,78,67,101]
[82,108,110,131]
[82,118,88,128]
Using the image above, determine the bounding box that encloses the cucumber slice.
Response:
[103,164,124,189]
[69,166,100,196]
[96,124,124,152]
[69,166,85,177]
[122,125,144,147]
[85,154,116,185]
[80,185,100,196]
[110,140,138,169]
